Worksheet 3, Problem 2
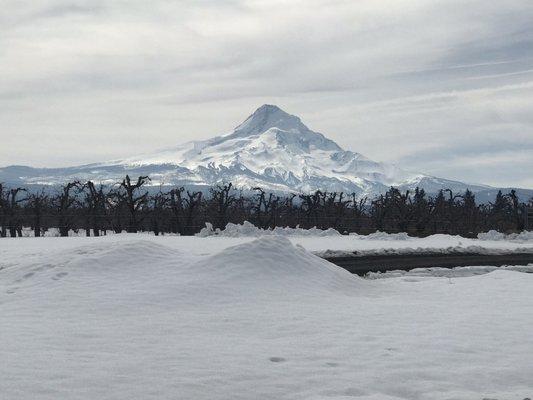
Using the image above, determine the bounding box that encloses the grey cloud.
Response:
[34,3,105,19]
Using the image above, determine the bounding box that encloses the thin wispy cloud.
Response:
[0,0,532,187]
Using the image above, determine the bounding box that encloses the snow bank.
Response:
[186,236,365,299]
[0,240,184,290]
[18,227,181,237]
[366,264,533,279]
[197,222,420,239]
[318,244,533,258]
[2,236,363,302]
[197,221,342,237]
[19,227,89,237]
[349,230,412,240]
[478,230,533,242]
[15,224,533,247]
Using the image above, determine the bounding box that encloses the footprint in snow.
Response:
[13,271,35,283]
[52,272,69,281]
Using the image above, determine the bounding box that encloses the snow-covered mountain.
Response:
[0,104,529,199]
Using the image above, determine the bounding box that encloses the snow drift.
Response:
[197,221,416,239]
[197,221,342,237]
[2,236,365,305]
[478,229,533,242]
[186,236,365,300]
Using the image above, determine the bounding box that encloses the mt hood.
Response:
[0,105,505,198]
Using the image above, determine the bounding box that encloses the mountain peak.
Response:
[233,104,308,136]
[255,104,284,114]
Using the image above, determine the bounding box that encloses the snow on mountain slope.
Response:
[114,104,429,193]
[0,104,498,197]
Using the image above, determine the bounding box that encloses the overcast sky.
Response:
[1,0,532,188]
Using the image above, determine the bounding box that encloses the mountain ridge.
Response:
[1,104,531,201]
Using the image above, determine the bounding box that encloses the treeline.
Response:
[0,176,531,238]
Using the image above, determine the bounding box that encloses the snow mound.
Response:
[2,240,183,289]
[188,236,364,299]
[318,244,533,258]
[73,240,180,264]
[349,230,413,241]
[478,230,533,242]
[197,222,419,240]
[366,264,533,279]
[197,221,342,237]
[3,237,365,304]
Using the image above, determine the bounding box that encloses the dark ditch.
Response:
[323,252,533,276]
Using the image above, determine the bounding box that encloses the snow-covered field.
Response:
[1,231,533,399]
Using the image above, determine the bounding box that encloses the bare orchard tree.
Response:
[119,175,151,233]
[410,188,431,236]
[55,181,81,237]
[168,187,184,234]
[0,183,7,237]
[506,190,523,231]
[252,187,280,229]
[83,181,107,237]
[5,187,27,237]
[209,183,236,230]
[149,190,169,236]
[167,187,204,235]
[0,184,23,237]
[350,193,367,233]
[369,188,413,232]
[26,190,49,237]
[106,188,125,234]
[299,191,322,228]
[326,192,351,232]
[392,189,413,233]
[453,189,478,237]
[280,193,297,228]
[182,190,203,235]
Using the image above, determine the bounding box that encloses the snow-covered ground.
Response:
[1,231,533,399]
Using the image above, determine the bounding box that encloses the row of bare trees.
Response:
[1,177,531,238]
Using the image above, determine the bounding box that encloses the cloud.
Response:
[0,0,532,188]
